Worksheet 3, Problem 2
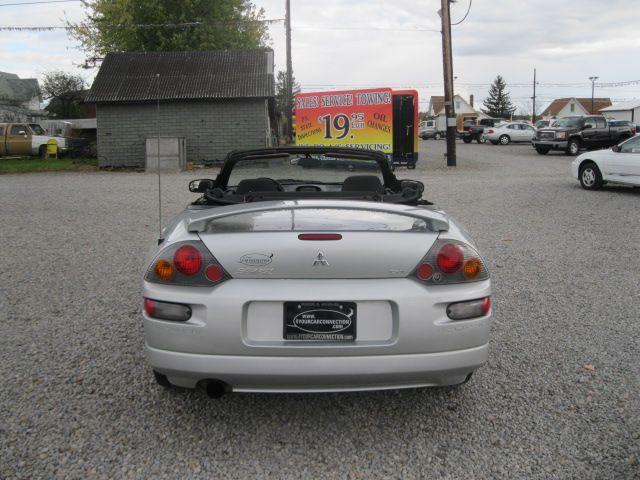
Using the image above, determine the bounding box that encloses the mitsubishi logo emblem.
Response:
[312,252,329,267]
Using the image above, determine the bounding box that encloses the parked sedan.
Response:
[485,122,537,145]
[571,135,640,190]
[142,146,492,397]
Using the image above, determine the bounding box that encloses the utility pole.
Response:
[440,0,456,167]
[285,0,293,144]
[532,68,537,124]
[589,76,599,114]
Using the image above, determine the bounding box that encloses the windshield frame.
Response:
[215,146,400,191]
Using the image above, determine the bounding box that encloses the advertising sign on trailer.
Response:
[294,88,393,154]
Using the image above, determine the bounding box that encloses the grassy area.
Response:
[0,157,98,174]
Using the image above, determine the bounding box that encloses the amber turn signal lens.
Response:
[462,258,482,279]
[154,259,174,281]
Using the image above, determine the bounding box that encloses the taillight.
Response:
[143,298,191,321]
[487,129,494,134]
[144,240,230,287]
[174,245,202,275]
[411,239,489,285]
[447,297,491,320]
[436,244,464,273]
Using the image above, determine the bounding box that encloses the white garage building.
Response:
[600,100,640,123]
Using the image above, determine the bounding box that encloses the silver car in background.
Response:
[485,122,537,145]
[142,147,492,397]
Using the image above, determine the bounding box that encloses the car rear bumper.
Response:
[532,140,567,150]
[142,278,492,392]
[146,343,489,392]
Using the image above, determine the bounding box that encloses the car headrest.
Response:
[235,178,282,195]
[342,175,384,194]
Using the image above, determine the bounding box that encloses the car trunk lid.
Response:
[190,202,446,279]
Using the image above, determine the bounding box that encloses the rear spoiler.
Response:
[186,201,449,233]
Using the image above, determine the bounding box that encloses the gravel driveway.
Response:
[1,141,638,479]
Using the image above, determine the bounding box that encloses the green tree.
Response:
[42,71,86,118]
[69,0,269,59]
[482,75,516,118]
[275,70,300,119]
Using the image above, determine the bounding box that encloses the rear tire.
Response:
[535,147,550,155]
[153,370,171,388]
[566,138,580,155]
[39,145,46,159]
[462,137,472,144]
[579,162,603,190]
[499,135,510,145]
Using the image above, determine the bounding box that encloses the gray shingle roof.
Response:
[85,49,274,103]
[0,71,40,103]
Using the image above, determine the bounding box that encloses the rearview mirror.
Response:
[189,179,215,193]
[18,130,26,136]
[612,145,621,153]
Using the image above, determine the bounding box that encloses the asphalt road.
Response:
[1,140,638,479]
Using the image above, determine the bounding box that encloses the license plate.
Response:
[283,302,357,341]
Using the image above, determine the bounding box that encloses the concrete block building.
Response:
[85,49,276,167]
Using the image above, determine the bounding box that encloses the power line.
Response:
[294,25,440,33]
[451,0,473,26]
[0,0,78,6]
[0,18,284,31]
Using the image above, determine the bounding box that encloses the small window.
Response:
[455,102,461,110]
[584,118,597,129]
[596,118,606,128]
[10,125,26,135]
[570,103,575,113]
[619,136,640,153]
[507,124,516,130]
[0,126,4,136]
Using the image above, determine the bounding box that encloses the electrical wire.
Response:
[0,0,79,6]
[451,0,472,26]
[0,18,284,31]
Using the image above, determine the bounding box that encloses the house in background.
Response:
[599,100,640,123]
[540,97,612,120]
[0,71,44,122]
[428,94,486,130]
[85,49,276,168]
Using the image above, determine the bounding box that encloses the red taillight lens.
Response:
[173,245,202,275]
[144,298,156,316]
[205,264,224,282]
[436,244,464,273]
[487,129,494,134]
[416,263,434,280]
[482,297,491,316]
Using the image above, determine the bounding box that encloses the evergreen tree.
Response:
[482,75,516,118]
[275,70,300,119]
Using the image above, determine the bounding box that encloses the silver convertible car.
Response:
[142,147,492,397]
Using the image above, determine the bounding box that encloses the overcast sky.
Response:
[1,0,639,113]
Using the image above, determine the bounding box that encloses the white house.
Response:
[540,97,612,120]
[428,94,486,130]
[0,71,43,122]
[599,100,640,123]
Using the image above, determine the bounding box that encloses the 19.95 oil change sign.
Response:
[294,88,393,154]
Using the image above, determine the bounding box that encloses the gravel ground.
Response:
[1,140,638,479]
